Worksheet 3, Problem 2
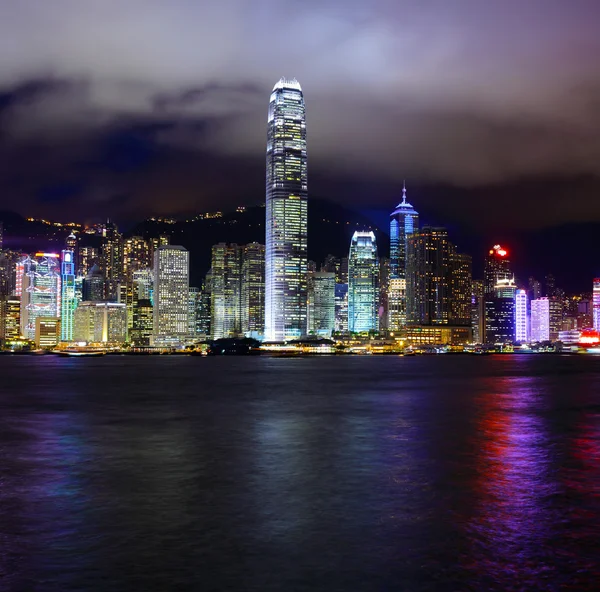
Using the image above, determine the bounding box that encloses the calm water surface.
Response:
[1,355,600,591]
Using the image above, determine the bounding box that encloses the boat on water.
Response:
[56,349,106,357]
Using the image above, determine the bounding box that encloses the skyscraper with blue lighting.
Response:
[265,78,307,341]
[61,248,77,341]
[390,182,419,280]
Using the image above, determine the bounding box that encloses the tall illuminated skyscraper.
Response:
[389,182,419,280]
[515,289,528,343]
[265,78,307,341]
[153,246,189,347]
[20,253,61,340]
[348,231,379,333]
[60,248,77,341]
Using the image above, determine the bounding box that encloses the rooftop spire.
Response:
[402,180,407,204]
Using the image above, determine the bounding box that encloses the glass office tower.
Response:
[348,231,379,333]
[265,78,308,341]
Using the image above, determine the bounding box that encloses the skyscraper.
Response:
[241,242,265,338]
[406,227,452,325]
[153,246,189,347]
[515,289,528,343]
[389,182,419,280]
[484,245,511,295]
[210,243,242,339]
[348,231,379,333]
[485,277,517,343]
[450,249,472,326]
[123,236,151,279]
[60,248,77,341]
[20,253,61,340]
[307,271,335,337]
[265,78,308,341]
[471,280,485,343]
[531,297,550,342]
[101,220,123,301]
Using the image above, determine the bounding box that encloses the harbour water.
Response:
[1,355,599,590]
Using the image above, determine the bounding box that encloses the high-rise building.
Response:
[406,227,451,326]
[485,277,516,343]
[78,246,99,277]
[153,246,189,346]
[0,221,3,250]
[196,279,211,338]
[531,297,550,342]
[210,243,242,339]
[308,271,335,337]
[73,302,128,343]
[515,289,528,343]
[593,279,600,331]
[450,249,472,326]
[378,257,390,332]
[0,250,22,296]
[20,253,61,340]
[265,78,308,341]
[188,286,199,339]
[334,283,348,333]
[406,228,472,329]
[549,297,563,341]
[471,280,485,343]
[101,221,123,301]
[131,299,153,346]
[241,242,265,338]
[389,182,419,280]
[0,295,20,344]
[123,236,151,279]
[387,278,407,332]
[484,245,511,295]
[60,248,77,341]
[82,264,105,301]
[348,231,379,333]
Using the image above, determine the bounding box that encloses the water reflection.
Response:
[465,376,559,589]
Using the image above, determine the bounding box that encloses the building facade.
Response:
[348,231,379,333]
[20,253,61,340]
[265,78,308,341]
[389,182,419,280]
[73,302,128,343]
[241,242,265,338]
[515,289,528,342]
[308,271,335,337]
[531,297,550,342]
[210,243,242,339]
[153,246,190,346]
[60,248,77,341]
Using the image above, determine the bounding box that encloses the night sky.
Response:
[1,0,600,235]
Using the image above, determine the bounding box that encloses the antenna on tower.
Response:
[402,180,407,204]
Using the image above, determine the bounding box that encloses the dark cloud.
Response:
[0,0,599,229]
